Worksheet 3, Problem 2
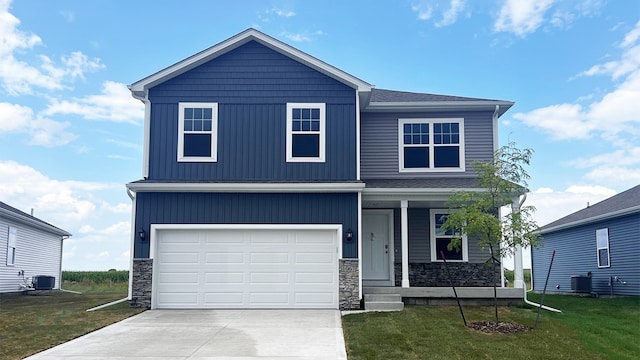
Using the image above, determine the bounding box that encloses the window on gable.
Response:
[430,210,467,262]
[6,226,16,266]
[399,119,465,172]
[596,228,610,268]
[178,103,218,162]
[286,103,325,162]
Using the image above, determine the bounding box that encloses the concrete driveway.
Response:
[26,310,348,359]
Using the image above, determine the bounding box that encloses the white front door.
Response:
[362,210,394,286]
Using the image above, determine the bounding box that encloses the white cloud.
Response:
[0,0,103,95]
[269,8,295,18]
[527,185,616,227]
[494,0,555,37]
[412,2,433,20]
[44,81,144,124]
[412,0,467,26]
[0,102,76,146]
[436,0,466,28]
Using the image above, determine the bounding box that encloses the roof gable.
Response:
[129,28,372,99]
[539,185,640,234]
[0,201,71,237]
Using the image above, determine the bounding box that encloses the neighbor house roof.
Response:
[538,185,640,234]
[0,201,71,237]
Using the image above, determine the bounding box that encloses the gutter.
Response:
[538,205,640,235]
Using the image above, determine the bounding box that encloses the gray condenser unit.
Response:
[571,274,592,293]
[32,275,55,290]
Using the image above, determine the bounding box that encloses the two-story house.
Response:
[126,29,520,310]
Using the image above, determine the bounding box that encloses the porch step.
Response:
[364,294,404,311]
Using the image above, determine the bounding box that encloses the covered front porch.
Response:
[359,179,525,309]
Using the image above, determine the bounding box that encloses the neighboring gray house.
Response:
[532,185,640,296]
[126,28,520,310]
[0,201,71,293]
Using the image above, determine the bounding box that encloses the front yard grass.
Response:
[342,294,640,360]
[0,281,144,360]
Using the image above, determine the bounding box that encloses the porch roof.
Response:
[363,177,482,189]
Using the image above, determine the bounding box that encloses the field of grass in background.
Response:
[0,270,141,360]
[62,270,129,292]
[504,268,531,288]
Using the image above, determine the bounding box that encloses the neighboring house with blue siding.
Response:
[532,185,640,296]
[126,29,519,310]
[0,201,71,293]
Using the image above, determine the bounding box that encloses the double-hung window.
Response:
[6,226,16,266]
[430,210,467,262]
[286,103,325,162]
[178,102,218,162]
[399,118,465,172]
[596,228,610,268]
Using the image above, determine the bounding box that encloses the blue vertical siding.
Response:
[134,192,358,259]
[360,111,494,178]
[147,41,357,181]
[532,213,640,296]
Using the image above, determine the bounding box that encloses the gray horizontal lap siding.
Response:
[147,41,356,181]
[134,192,358,259]
[390,208,489,264]
[360,111,494,178]
[532,213,640,296]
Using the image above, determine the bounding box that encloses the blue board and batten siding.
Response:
[361,111,494,178]
[147,41,357,181]
[134,192,358,259]
[532,213,640,296]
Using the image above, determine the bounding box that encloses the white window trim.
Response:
[6,226,16,266]
[286,103,326,163]
[177,102,218,162]
[398,118,465,173]
[429,209,468,262]
[596,228,611,268]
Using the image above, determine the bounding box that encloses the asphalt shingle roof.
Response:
[538,185,640,233]
[369,88,502,103]
[0,201,71,236]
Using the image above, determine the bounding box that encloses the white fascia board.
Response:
[363,187,486,195]
[129,28,372,96]
[0,208,71,237]
[127,182,366,193]
[538,206,640,235]
[365,101,514,116]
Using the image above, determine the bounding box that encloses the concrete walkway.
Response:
[27,310,348,359]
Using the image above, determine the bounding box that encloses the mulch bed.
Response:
[467,321,532,334]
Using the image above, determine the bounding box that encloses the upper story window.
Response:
[430,210,468,262]
[596,228,610,268]
[398,118,465,172]
[177,102,218,162]
[286,103,325,162]
[6,226,16,266]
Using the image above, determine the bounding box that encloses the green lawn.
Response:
[342,294,640,360]
[0,273,143,360]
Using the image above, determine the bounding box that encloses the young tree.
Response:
[442,141,540,324]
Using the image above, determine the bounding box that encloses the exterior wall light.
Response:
[346,229,353,241]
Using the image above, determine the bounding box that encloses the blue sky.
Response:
[1,0,638,270]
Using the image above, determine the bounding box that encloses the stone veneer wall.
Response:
[339,259,360,310]
[130,259,153,308]
[394,262,501,287]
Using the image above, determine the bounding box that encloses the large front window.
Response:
[286,103,325,162]
[430,209,467,262]
[399,119,465,172]
[178,103,218,162]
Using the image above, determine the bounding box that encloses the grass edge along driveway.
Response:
[342,294,639,360]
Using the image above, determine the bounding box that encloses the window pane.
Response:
[598,249,609,267]
[184,133,211,157]
[203,108,212,119]
[184,108,193,119]
[434,134,442,144]
[421,123,429,133]
[412,123,421,133]
[311,108,320,119]
[413,135,421,144]
[311,120,320,131]
[451,123,459,133]
[404,147,429,168]
[435,214,454,236]
[193,108,203,119]
[434,123,441,133]
[301,121,310,131]
[292,108,301,119]
[452,134,459,144]
[203,120,212,131]
[434,146,460,167]
[184,120,193,131]
[404,123,411,133]
[292,120,301,131]
[193,120,202,131]
[292,134,320,157]
[442,123,450,132]
[421,135,429,144]
[302,108,311,119]
[436,238,462,260]
[442,134,451,144]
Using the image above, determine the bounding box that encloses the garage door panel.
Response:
[156,228,338,309]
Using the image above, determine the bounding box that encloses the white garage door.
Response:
[154,227,338,309]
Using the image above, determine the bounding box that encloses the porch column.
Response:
[401,200,410,288]
[511,196,525,289]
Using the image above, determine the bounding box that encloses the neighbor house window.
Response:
[286,103,325,162]
[430,210,467,262]
[6,226,16,266]
[596,228,610,268]
[398,119,465,172]
[178,102,218,162]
